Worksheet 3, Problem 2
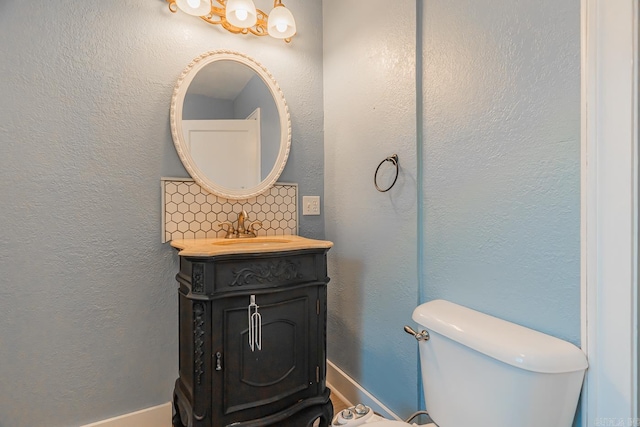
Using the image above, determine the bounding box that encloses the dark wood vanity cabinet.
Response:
[172,248,333,427]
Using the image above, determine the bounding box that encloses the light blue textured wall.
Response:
[323,0,420,417]
[0,1,323,426]
[421,0,581,345]
[324,0,580,421]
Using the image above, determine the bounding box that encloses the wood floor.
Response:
[330,392,350,414]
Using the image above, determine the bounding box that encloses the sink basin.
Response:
[212,238,293,246]
[170,235,333,256]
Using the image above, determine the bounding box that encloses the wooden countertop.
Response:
[170,235,333,257]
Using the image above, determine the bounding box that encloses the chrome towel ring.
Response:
[374,154,399,192]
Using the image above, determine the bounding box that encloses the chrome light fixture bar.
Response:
[167,0,297,43]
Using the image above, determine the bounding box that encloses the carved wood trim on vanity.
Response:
[229,259,302,287]
[192,263,205,294]
[193,302,205,386]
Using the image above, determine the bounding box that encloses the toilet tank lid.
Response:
[412,300,588,374]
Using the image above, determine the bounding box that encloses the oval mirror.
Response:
[170,50,291,200]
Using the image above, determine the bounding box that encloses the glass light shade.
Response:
[176,0,211,16]
[267,5,296,39]
[225,0,257,28]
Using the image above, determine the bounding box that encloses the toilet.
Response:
[332,299,588,427]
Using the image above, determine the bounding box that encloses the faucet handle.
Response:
[247,221,262,237]
[217,222,236,238]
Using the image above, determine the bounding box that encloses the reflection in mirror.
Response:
[182,61,280,188]
[170,51,291,200]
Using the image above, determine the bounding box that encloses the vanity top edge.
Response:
[170,235,333,256]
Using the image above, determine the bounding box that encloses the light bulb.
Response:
[176,0,210,16]
[235,9,248,21]
[267,4,296,39]
[225,0,257,28]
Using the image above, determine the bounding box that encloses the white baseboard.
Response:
[326,359,401,421]
[81,362,397,426]
[81,402,172,427]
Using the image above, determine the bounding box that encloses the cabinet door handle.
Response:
[248,295,262,352]
[215,352,222,371]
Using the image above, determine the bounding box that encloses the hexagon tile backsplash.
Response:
[161,178,298,243]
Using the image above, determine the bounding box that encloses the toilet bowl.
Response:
[333,300,588,427]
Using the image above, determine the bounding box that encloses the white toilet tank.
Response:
[412,300,587,427]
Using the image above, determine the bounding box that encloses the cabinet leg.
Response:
[172,392,187,427]
[316,399,334,427]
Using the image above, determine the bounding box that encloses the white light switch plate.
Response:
[302,196,321,215]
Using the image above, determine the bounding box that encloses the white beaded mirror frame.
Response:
[170,50,291,200]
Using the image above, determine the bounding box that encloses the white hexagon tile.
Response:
[161,178,298,243]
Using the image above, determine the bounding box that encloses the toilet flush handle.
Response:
[404,325,430,342]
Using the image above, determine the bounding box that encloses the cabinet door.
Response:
[211,286,321,423]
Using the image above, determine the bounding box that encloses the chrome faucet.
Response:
[217,210,262,239]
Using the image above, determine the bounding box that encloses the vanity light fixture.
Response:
[166,0,297,43]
